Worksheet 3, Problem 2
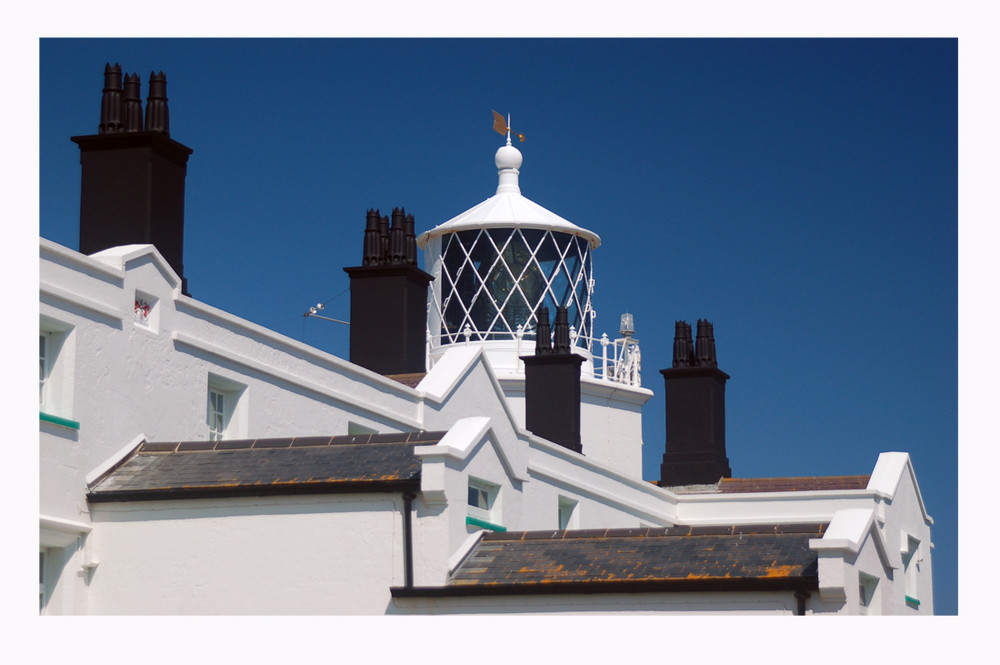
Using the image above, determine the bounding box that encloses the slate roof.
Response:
[659,475,871,493]
[88,431,444,502]
[395,524,825,597]
[715,475,871,493]
[384,373,426,388]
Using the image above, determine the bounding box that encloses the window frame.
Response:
[39,317,75,424]
[858,572,880,615]
[206,374,248,441]
[467,477,499,523]
[558,496,578,530]
[902,535,921,605]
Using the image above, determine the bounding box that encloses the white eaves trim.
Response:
[40,515,93,548]
[417,190,602,249]
[867,451,933,524]
[172,331,422,430]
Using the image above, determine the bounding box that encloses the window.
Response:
[467,477,500,527]
[558,496,578,530]
[39,334,49,406]
[206,374,247,441]
[858,572,879,615]
[208,388,227,441]
[39,549,48,613]
[902,536,921,605]
[348,421,378,436]
[39,318,75,425]
[468,481,494,513]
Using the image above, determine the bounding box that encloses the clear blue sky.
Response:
[38,38,957,614]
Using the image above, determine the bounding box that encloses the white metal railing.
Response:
[593,333,641,387]
[426,326,642,388]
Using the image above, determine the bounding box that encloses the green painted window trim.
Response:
[905,595,920,607]
[466,515,507,532]
[40,412,80,430]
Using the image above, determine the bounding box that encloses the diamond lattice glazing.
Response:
[436,228,593,344]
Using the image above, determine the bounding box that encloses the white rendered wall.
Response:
[39,240,424,614]
[868,453,934,614]
[498,375,651,479]
[40,240,423,524]
[39,239,934,616]
[86,494,403,614]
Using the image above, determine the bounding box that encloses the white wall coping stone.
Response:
[40,280,122,324]
[867,452,933,524]
[40,237,124,282]
[810,508,896,570]
[86,433,147,486]
[90,243,182,290]
[174,296,420,398]
[527,462,674,526]
[448,530,485,575]
[415,416,527,483]
[417,346,485,403]
[528,433,674,503]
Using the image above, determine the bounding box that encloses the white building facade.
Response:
[39,80,933,615]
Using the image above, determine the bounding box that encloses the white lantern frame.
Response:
[435,227,594,347]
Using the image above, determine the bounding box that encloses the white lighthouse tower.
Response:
[418,123,651,476]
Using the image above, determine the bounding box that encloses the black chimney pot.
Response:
[144,71,169,135]
[390,207,408,265]
[122,73,143,133]
[672,320,694,367]
[99,63,123,134]
[535,306,552,354]
[404,213,417,265]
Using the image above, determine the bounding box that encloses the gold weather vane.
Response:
[492,110,525,143]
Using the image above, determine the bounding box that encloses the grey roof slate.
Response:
[88,431,443,502]
[437,524,825,594]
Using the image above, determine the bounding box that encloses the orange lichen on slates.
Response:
[764,564,798,578]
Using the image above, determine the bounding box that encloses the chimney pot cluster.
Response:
[97,63,170,136]
[672,319,717,368]
[660,318,731,486]
[345,208,433,376]
[534,306,573,355]
[363,207,417,266]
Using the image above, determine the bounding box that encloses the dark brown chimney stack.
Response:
[73,65,192,295]
[344,208,433,375]
[660,319,731,486]
[521,306,584,453]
